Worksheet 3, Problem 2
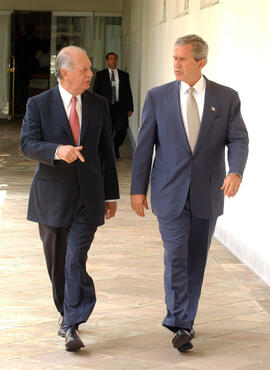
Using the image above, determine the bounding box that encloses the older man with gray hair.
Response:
[131,34,248,352]
[20,46,119,351]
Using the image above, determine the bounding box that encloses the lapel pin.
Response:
[211,106,216,111]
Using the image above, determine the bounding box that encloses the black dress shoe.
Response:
[190,327,195,339]
[57,317,67,338]
[65,325,84,352]
[172,329,192,349]
[178,341,193,352]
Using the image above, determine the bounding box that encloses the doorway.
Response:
[0,10,122,120]
[13,11,51,118]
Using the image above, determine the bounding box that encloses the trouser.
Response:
[157,196,217,332]
[39,197,97,328]
[110,103,128,150]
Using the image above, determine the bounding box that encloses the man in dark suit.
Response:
[130,35,248,352]
[93,52,134,158]
[20,46,119,352]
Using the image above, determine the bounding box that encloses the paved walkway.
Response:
[1,121,270,369]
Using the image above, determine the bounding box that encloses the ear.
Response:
[61,68,69,80]
[198,58,207,70]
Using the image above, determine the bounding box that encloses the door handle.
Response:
[7,56,15,73]
[7,56,15,119]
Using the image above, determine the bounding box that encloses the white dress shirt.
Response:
[108,68,119,102]
[179,75,206,141]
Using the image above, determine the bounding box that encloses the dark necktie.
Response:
[69,96,80,146]
[187,87,200,152]
[111,70,116,105]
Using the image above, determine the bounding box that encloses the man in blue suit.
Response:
[20,46,119,351]
[130,35,248,352]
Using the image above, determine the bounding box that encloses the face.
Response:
[61,50,93,95]
[173,44,206,86]
[106,54,118,70]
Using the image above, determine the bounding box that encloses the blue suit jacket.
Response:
[131,78,249,219]
[20,86,119,227]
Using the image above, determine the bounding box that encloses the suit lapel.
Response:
[193,78,219,153]
[175,81,192,152]
[105,69,111,86]
[51,86,74,141]
[80,91,95,143]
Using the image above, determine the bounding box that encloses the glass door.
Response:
[0,11,12,119]
[50,11,94,88]
[50,12,122,91]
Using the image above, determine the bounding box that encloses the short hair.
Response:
[55,45,87,80]
[175,34,208,62]
[106,52,118,60]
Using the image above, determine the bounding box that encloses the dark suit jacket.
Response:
[20,86,119,228]
[93,68,134,113]
[131,78,249,220]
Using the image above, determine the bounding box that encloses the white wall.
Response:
[122,0,143,143]
[123,0,270,285]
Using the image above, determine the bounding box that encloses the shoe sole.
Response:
[65,339,84,352]
[172,330,192,349]
[178,341,193,352]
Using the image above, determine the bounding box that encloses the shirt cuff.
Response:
[229,172,242,178]
[105,199,119,202]
[54,145,61,160]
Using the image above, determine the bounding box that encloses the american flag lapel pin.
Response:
[211,106,216,112]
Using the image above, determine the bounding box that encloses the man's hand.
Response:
[57,145,85,164]
[221,174,242,198]
[128,111,133,117]
[130,194,149,217]
[105,201,117,220]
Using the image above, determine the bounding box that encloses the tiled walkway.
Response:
[1,121,270,369]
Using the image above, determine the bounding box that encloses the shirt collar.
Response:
[108,67,118,73]
[180,75,206,95]
[58,83,82,108]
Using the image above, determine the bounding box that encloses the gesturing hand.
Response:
[57,145,85,163]
[221,173,242,198]
[130,194,149,217]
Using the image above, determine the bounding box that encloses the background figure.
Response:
[20,46,119,352]
[130,35,248,353]
[93,52,133,158]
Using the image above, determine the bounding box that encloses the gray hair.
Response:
[55,45,87,80]
[175,34,208,62]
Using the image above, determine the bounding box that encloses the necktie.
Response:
[111,70,116,105]
[69,96,80,146]
[187,87,200,152]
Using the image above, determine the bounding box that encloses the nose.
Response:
[87,68,93,78]
[175,59,182,68]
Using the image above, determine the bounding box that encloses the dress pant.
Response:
[39,224,68,316]
[157,194,217,332]
[39,196,97,328]
[110,103,128,151]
